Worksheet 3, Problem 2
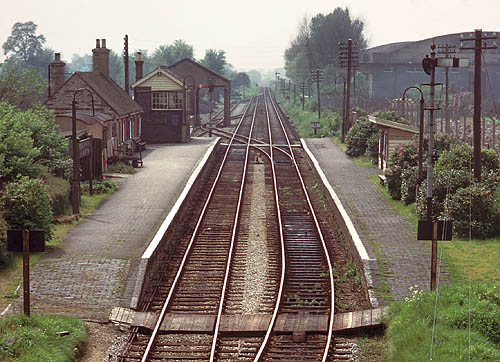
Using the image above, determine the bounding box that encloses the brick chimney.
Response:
[48,53,65,96]
[135,52,144,82]
[92,38,110,78]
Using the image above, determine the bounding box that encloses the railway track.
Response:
[119,89,344,361]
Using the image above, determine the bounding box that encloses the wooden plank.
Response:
[361,309,372,327]
[371,307,383,324]
[352,310,363,329]
[343,311,353,329]
[333,315,343,331]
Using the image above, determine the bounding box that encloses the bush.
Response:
[44,172,71,216]
[0,212,9,266]
[401,166,418,205]
[345,118,378,157]
[107,161,137,174]
[367,131,379,164]
[0,176,53,241]
[436,142,500,174]
[81,180,117,194]
[386,140,419,200]
[445,182,499,238]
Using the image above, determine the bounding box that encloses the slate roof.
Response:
[167,58,230,84]
[58,111,114,125]
[76,72,142,115]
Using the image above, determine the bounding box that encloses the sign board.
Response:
[311,121,321,129]
[437,58,469,68]
[79,138,91,158]
[7,230,45,252]
[417,220,453,241]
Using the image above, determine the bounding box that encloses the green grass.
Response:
[0,187,116,311]
[106,161,136,174]
[385,282,500,361]
[0,314,87,361]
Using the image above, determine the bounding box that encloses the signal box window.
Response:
[152,91,183,110]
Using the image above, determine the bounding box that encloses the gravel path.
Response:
[242,163,268,314]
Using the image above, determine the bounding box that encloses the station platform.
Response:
[303,138,438,305]
[6,137,217,321]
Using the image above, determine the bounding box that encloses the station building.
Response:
[45,39,143,167]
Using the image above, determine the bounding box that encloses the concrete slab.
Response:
[303,138,440,305]
[9,138,217,321]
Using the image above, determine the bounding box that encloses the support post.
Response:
[71,100,80,215]
[345,39,353,135]
[22,230,30,316]
[430,220,438,291]
[473,29,482,181]
[426,45,437,221]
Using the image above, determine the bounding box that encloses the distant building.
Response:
[45,39,143,166]
[360,32,500,100]
[132,54,191,143]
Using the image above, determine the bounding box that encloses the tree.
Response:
[0,65,46,109]
[247,70,262,85]
[284,8,367,82]
[67,53,92,73]
[150,40,194,67]
[201,49,227,75]
[3,21,46,64]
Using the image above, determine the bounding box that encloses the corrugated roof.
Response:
[368,115,419,134]
[76,72,143,116]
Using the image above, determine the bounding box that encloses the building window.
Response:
[152,91,183,110]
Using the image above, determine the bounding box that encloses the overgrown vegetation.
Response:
[385,282,500,361]
[0,314,87,361]
[285,103,341,138]
[106,161,137,174]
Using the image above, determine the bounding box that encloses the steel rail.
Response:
[253,89,287,362]
[268,89,335,362]
[209,96,260,361]
[139,97,255,362]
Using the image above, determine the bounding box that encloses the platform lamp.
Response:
[72,88,95,214]
[334,76,347,142]
[402,86,425,186]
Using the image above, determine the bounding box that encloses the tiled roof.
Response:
[58,111,114,125]
[76,72,142,116]
[167,58,230,83]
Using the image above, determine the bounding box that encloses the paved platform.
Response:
[304,138,441,305]
[8,138,217,321]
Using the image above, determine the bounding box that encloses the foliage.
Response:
[445,181,500,238]
[0,103,41,180]
[81,179,117,194]
[366,131,379,163]
[0,176,53,241]
[284,8,366,85]
[385,140,419,200]
[0,212,9,266]
[401,166,418,205]
[0,103,69,181]
[200,49,227,75]
[385,282,500,361]
[0,65,45,109]
[285,104,341,138]
[150,39,194,67]
[0,314,87,361]
[345,118,378,158]
[43,171,71,216]
[106,161,136,174]
[374,110,410,125]
[2,22,46,64]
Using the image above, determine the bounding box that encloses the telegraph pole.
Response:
[438,44,456,134]
[339,39,359,141]
[124,35,129,95]
[461,29,497,181]
[312,68,324,119]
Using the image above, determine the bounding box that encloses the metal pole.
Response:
[473,29,482,181]
[294,83,296,103]
[71,100,80,214]
[302,83,305,111]
[22,230,30,316]
[418,97,425,184]
[89,136,93,196]
[426,44,436,221]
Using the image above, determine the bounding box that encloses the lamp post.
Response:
[402,86,425,186]
[72,88,95,215]
[335,76,347,142]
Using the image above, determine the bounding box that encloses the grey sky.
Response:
[1,0,497,70]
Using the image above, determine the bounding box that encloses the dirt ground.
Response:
[77,322,121,362]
